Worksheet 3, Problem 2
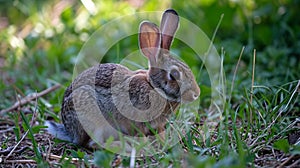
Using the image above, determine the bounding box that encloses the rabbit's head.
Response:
[139,9,200,103]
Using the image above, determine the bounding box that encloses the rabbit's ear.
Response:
[139,21,161,65]
[160,9,179,50]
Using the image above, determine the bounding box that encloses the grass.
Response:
[1,49,299,167]
[1,0,300,167]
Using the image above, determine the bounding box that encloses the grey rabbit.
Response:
[45,9,200,148]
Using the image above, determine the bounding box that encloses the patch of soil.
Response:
[0,115,93,167]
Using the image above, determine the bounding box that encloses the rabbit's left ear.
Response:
[139,21,161,65]
[160,9,179,51]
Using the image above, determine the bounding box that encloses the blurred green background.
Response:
[0,0,299,108]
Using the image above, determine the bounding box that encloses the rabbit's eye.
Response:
[169,68,180,80]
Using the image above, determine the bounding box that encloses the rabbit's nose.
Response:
[182,88,200,103]
[192,85,200,101]
[192,92,200,100]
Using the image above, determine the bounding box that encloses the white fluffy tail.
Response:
[44,121,72,142]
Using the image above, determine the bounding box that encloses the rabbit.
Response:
[45,9,200,148]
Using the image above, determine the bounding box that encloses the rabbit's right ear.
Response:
[160,9,179,51]
[139,21,161,65]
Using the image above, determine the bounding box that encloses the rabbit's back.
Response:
[64,63,131,94]
[60,63,133,144]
